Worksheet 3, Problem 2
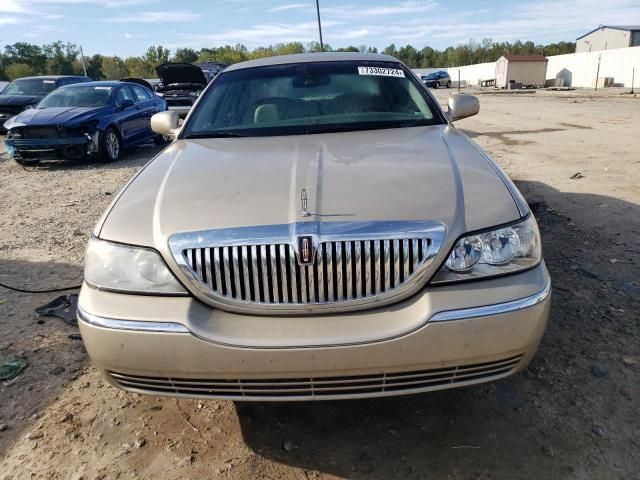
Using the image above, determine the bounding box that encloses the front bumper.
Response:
[5,135,95,161]
[79,263,551,401]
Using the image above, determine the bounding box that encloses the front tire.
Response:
[435,81,440,89]
[446,81,451,88]
[99,127,121,162]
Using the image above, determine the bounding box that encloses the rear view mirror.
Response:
[446,94,479,122]
[292,73,331,88]
[151,111,180,138]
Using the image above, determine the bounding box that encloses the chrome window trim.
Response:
[168,221,447,315]
[77,306,190,333]
[430,280,551,322]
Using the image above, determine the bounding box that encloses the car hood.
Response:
[0,94,42,107]
[4,106,110,129]
[98,125,524,255]
[156,63,207,87]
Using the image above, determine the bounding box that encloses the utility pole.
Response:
[595,53,601,91]
[79,45,87,77]
[315,0,324,52]
[631,67,635,94]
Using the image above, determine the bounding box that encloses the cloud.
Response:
[0,16,25,25]
[107,10,201,23]
[268,3,309,13]
[179,20,344,46]
[322,1,437,18]
[25,0,156,6]
[124,32,147,39]
[361,0,640,46]
[0,0,29,13]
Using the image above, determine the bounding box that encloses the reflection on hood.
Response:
[4,106,109,129]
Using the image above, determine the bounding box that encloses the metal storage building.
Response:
[576,25,640,53]
[495,55,548,88]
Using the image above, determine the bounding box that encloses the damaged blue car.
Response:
[4,81,167,164]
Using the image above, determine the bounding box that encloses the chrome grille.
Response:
[170,221,446,314]
[108,355,523,400]
[183,238,430,304]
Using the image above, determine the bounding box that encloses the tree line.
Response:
[0,39,576,81]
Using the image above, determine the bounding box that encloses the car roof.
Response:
[12,75,90,81]
[225,52,401,72]
[62,81,123,88]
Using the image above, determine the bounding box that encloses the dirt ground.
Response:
[0,89,638,480]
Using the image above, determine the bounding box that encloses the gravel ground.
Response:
[0,89,638,479]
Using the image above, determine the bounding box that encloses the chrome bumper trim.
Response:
[430,281,551,322]
[77,306,190,333]
[78,281,550,333]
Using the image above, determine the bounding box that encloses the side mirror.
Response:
[118,99,134,110]
[446,94,479,122]
[151,111,180,138]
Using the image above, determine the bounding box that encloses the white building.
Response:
[576,25,640,53]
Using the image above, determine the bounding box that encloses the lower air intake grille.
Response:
[108,355,523,400]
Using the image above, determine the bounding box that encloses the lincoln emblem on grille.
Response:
[297,236,315,265]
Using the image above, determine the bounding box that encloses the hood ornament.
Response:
[301,188,311,217]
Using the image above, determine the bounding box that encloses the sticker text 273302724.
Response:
[357,66,405,78]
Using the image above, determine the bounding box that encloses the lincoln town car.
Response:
[78,53,551,401]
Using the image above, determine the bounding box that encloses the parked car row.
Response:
[0,75,92,132]
[1,62,226,165]
[3,80,167,164]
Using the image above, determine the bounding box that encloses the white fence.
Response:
[413,46,640,88]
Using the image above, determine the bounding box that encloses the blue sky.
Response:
[1,0,639,57]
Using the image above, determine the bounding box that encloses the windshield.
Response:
[183,61,442,138]
[38,85,112,108]
[3,78,58,96]
[424,73,439,80]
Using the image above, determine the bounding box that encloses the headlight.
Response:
[431,216,541,284]
[84,237,187,295]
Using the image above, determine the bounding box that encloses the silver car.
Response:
[79,53,550,401]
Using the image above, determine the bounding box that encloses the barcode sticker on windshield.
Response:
[358,66,405,78]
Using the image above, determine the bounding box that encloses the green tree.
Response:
[124,57,148,78]
[143,45,171,74]
[102,56,129,79]
[84,54,104,79]
[173,48,198,64]
[383,44,398,57]
[43,41,80,75]
[3,42,47,74]
[5,63,35,80]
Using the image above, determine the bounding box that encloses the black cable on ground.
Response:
[0,281,82,294]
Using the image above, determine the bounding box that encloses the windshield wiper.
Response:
[305,121,431,135]
[184,131,247,139]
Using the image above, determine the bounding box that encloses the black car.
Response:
[155,63,208,117]
[0,75,92,132]
[421,71,451,88]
